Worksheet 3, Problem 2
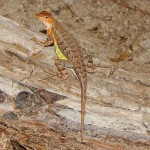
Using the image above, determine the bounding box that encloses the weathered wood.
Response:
[0,15,150,147]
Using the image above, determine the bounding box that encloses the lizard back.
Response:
[52,17,88,142]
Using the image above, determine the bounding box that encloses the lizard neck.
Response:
[47,27,68,61]
[47,27,58,43]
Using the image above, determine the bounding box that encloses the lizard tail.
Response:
[79,75,87,142]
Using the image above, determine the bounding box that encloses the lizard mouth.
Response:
[43,22,52,29]
[36,16,52,29]
[36,11,53,29]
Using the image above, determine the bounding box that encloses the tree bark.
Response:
[0,16,150,149]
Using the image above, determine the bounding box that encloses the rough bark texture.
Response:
[0,0,150,149]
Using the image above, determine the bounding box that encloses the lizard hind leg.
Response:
[84,55,96,73]
[40,59,69,83]
[54,59,69,83]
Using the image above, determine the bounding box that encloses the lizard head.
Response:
[36,11,54,29]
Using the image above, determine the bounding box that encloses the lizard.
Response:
[36,11,96,142]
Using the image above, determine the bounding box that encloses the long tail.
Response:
[79,75,87,142]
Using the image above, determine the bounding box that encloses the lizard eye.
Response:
[45,16,48,19]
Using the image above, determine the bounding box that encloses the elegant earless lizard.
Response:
[36,11,96,142]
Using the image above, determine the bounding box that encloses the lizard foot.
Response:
[55,74,68,84]
[39,69,68,83]
[30,37,54,47]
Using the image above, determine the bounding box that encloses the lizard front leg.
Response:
[32,35,54,47]
[42,39,54,47]
[42,33,54,47]
[35,38,54,47]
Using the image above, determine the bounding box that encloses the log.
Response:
[0,16,150,149]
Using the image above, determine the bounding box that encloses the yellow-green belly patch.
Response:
[54,43,67,60]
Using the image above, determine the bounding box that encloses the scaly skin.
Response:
[36,11,95,142]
